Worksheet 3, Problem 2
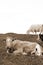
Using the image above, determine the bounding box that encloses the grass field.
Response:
[0,33,43,65]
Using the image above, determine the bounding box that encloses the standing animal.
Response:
[26,24,43,40]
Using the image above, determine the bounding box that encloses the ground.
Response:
[0,33,43,65]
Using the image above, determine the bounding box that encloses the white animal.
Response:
[27,24,43,34]
[6,37,43,56]
[26,24,43,40]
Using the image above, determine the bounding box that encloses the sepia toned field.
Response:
[0,33,43,65]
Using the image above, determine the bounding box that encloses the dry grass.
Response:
[0,33,43,65]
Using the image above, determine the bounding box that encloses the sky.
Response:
[0,0,43,34]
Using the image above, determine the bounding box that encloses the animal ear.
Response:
[12,38,17,41]
[12,39,14,41]
[14,38,17,40]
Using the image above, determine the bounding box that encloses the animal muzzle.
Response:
[7,47,15,53]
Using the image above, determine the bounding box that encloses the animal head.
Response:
[6,37,15,53]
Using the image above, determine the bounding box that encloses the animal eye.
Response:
[7,47,10,49]
[12,39,14,41]
[12,38,17,41]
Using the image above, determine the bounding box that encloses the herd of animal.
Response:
[5,24,43,56]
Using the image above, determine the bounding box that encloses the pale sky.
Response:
[0,0,43,34]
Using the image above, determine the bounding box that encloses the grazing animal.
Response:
[26,24,43,34]
[6,37,43,56]
[26,24,43,40]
